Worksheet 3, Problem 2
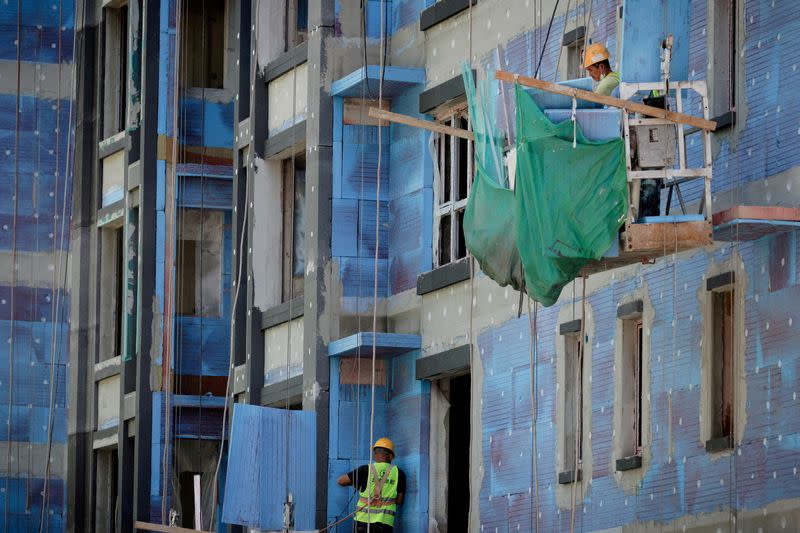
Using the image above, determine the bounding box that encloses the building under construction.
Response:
[0,0,798,531]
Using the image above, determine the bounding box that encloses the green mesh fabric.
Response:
[461,67,525,291]
[461,68,628,306]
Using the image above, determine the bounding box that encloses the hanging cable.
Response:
[569,276,586,533]
[39,0,79,527]
[526,297,540,532]
[534,0,561,78]
[366,1,387,531]
[5,2,23,528]
[210,0,260,527]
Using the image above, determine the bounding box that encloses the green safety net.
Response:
[462,67,628,306]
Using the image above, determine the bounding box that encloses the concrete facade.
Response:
[32,0,800,531]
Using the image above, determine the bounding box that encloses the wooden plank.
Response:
[134,521,212,533]
[712,205,800,226]
[368,107,474,140]
[495,70,717,131]
[624,220,712,252]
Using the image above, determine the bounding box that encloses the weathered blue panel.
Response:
[332,198,359,257]
[222,404,316,531]
[174,317,231,376]
[177,175,233,209]
[621,0,690,83]
[179,98,235,149]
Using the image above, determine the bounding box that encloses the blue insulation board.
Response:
[0,1,74,530]
[222,404,316,531]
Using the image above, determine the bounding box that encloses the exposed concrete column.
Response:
[120,0,159,530]
[303,3,334,528]
[67,3,100,530]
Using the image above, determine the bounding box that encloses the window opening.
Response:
[286,0,308,50]
[176,208,223,317]
[619,317,644,459]
[711,288,734,440]
[95,449,119,531]
[282,158,305,302]
[182,0,226,89]
[434,112,473,267]
[711,0,736,117]
[114,228,125,357]
[103,3,128,137]
[563,332,583,472]
[438,373,470,531]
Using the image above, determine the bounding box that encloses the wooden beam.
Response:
[134,521,212,533]
[495,70,717,131]
[368,107,474,140]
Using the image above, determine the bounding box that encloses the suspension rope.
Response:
[209,0,260,527]
[5,1,23,528]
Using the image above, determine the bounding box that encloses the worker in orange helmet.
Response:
[337,437,406,532]
[584,42,620,96]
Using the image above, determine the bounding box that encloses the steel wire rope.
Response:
[209,0,260,526]
[365,1,387,531]
[39,0,77,527]
[162,0,185,522]
[569,277,587,533]
[281,26,300,531]
[535,0,561,78]
[5,1,23,528]
[171,0,191,521]
[527,296,540,532]
[27,20,46,519]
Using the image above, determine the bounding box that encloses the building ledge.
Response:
[713,205,800,241]
[328,332,421,358]
[416,344,471,380]
[331,65,426,98]
[420,0,476,31]
[705,435,733,453]
[416,258,471,295]
[558,469,582,484]
[615,455,642,472]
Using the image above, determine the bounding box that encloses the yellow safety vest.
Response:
[355,462,399,527]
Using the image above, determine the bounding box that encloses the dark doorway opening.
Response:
[446,373,470,531]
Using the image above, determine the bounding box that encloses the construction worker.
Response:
[584,43,620,96]
[337,437,406,533]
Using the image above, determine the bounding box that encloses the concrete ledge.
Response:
[419,72,474,114]
[706,271,735,291]
[233,364,248,395]
[416,258,471,295]
[98,131,126,159]
[559,319,582,335]
[261,296,305,330]
[94,355,122,381]
[92,427,119,450]
[420,0,476,31]
[558,469,581,484]
[265,121,306,160]
[705,435,733,453]
[265,41,308,82]
[261,374,303,407]
[416,344,471,380]
[97,200,125,228]
[562,25,586,46]
[617,300,643,319]
[615,455,642,471]
[328,332,421,358]
[123,392,136,421]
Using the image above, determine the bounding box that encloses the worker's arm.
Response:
[396,492,405,505]
[336,473,353,486]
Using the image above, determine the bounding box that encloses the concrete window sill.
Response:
[419,0,477,31]
[558,469,582,484]
[615,455,642,472]
[705,435,733,453]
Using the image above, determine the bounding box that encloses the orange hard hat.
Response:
[583,43,610,68]
[373,437,395,455]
